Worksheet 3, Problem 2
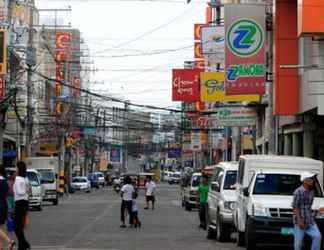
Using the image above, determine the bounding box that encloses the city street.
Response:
[27,184,241,250]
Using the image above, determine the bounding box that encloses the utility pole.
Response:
[26,0,35,157]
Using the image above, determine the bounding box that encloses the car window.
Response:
[191,175,201,187]
[223,170,237,190]
[253,174,323,197]
[27,172,40,186]
[73,178,87,183]
[38,170,55,183]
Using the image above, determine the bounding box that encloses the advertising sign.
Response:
[217,107,257,126]
[109,147,122,163]
[191,131,201,151]
[172,69,201,102]
[194,42,202,59]
[200,72,260,102]
[201,26,224,55]
[0,30,6,75]
[194,24,205,41]
[168,148,182,158]
[225,4,266,95]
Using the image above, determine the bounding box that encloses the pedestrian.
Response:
[14,161,31,250]
[198,175,209,230]
[7,171,15,239]
[64,176,70,197]
[0,165,15,250]
[144,175,156,210]
[292,172,321,250]
[132,192,141,228]
[120,176,134,228]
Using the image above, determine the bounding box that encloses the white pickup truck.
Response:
[234,155,324,249]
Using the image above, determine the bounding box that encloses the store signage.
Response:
[225,4,266,95]
[172,69,201,102]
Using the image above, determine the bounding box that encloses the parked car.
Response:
[206,162,238,241]
[87,173,100,189]
[181,172,201,211]
[169,172,181,185]
[27,169,44,211]
[234,155,324,249]
[71,176,91,193]
[162,171,173,182]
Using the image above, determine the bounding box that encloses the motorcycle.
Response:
[114,183,121,194]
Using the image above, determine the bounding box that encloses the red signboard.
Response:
[172,69,202,102]
[194,42,202,59]
[0,76,5,100]
[194,24,205,41]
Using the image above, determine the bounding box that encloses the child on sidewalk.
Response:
[132,192,141,228]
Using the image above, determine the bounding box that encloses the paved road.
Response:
[27,184,242,250]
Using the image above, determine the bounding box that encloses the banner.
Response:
[172,69,201,102]
[201,26,224,55]
[225,4,266,95]
[168,148,182,158]
[200,72,260,102]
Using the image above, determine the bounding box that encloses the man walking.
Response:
[120,176,135,228]
[198,175,209,230]
[292,172,321,250]
[144,176,156,210]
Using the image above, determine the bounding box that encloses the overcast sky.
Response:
[35,0,207,108]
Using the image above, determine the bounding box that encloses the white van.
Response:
[207,162,238,241]
[27,169,44,211]
[234,155,324,249]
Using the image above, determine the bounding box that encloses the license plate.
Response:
[281,227,294,236]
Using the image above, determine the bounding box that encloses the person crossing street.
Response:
[198,175,209,230]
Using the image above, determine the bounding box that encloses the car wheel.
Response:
[206,213,217,239]
[216,213,231,242]
[53,198,58,205]
[245,217,256,250]
[185,201,192,211]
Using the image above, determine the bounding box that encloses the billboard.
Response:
[109,147,122,163]
[225,4,266,95]
[200,72,260,102]
[191,131,201,151]
[201,26,224,55]
[0,30,6,75]
[172,69,201,102]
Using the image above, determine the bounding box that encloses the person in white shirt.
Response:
[132,192,141,228]
[120,176,135,228]
[14,161,31,250]
[144,176,156,210]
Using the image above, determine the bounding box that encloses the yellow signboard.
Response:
[200,72,260,102]
[0,30,7,75]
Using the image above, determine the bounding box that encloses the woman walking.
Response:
[0,165,15,250]
[14,161,31,250]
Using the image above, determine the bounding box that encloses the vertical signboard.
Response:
[0,75,5,101]
[172,69,201,102]
[109,147,122,164]
[191,131,201,151]
[55,32,71,115]
[225,4,266,95]
[0,30,6,75]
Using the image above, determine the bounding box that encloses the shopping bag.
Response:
[6,216,14,232]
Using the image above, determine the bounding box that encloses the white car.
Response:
[94,172,105,186]
[71,177,91,193]
[207,162,238,241]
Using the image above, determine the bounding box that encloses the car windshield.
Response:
[38,170,55,183]
[97,173,104,178]
[192,175,201,187]
[27,172,40,186]
[173,174,180,178]
[73,178,87,183]
[223,170,237,190]
[253,173,323,197]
